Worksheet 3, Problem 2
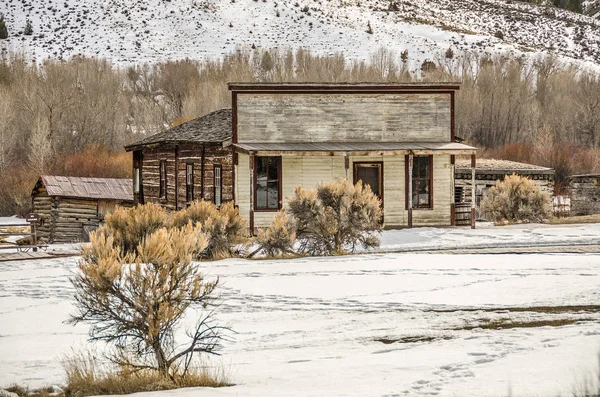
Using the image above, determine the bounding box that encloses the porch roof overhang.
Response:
[234,142,477,156]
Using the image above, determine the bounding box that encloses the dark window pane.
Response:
[256,180,267,208]
[267,181,279,208]
[256,157,268,180]
[413,157,428,178]
[268,157,279,180]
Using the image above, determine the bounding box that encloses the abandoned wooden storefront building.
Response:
[230,83,479,230]
[124,109,233,209]
[31,176,133,243]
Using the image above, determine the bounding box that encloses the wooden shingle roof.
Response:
[38,176,133,201]
[124,108,232,151]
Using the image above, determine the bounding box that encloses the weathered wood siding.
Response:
[141,143,234,210]
[141,145,177,210]
[32,195,100,243]
[569,175,600,215]
[235,153,453,229]
[236,93,451,143]
[31,188,54,242]
[236,153,251,225]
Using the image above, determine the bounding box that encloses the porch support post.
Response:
[344,152,349,180]
[249,152,255,235]
[471,153,476,229]
[408,152,413,228]
[450,155,456,226]
[175,145,179,210]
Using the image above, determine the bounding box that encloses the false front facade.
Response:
[230,83,478,231]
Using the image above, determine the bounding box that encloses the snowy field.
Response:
[1,225,600,396]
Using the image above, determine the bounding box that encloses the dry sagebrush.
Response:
[255,210,296,258]
[287,179,382,255]
[69,223,225,378]
[172,201,246,258]
[96,203,169,255]
[480,174,552,223]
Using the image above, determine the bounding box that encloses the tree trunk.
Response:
[153,341,169,376]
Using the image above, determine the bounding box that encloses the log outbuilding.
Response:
[31,176,133,243]
[454,159,555,218]
[569,174,600,215]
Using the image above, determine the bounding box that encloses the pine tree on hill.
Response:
[0,14,8,40]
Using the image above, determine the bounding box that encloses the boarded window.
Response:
[159,160,167,199]
[254,156,281,210]
[186,163,194,205]
[214,164,222,207]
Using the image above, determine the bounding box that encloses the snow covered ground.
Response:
[1,0,600,69]
[1,224,600,396]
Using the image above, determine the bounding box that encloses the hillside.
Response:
[1,0,599,67]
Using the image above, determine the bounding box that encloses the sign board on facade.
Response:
[25,213,40,223]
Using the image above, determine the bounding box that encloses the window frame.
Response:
[214,164,222,208]
[159,160,167,200]
[405,155,434,210]
[253,156,282,212]
[186,163,194,205]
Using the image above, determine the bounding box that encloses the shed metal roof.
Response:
[124,108,232,151]
[234,141,476,154]
[39,176,133,201]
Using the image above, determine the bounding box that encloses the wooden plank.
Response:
[237,93,451,144]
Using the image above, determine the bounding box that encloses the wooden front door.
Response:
[353,162,383,208]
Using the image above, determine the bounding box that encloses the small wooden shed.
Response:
[31,176,133,243]
[455,159,555,210]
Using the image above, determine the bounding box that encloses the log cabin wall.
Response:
[31,176,134,243]
[236,93,451,143]
[140,143,234,210]
[569,175,600,215]
[198,145,234,206]
[140,145,178,210]
[31,188,55,242]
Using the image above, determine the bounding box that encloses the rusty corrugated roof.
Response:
[40,176,133,201]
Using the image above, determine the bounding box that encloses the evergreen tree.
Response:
[0,14,8,40]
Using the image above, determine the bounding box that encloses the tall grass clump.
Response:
[63,351,230,397]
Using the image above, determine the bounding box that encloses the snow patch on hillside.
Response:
[0,0,599,68]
